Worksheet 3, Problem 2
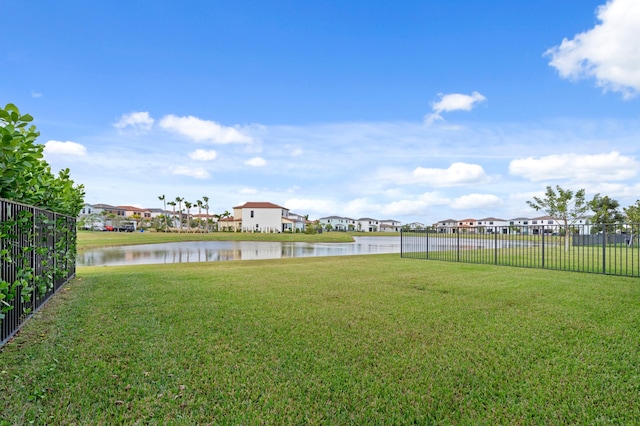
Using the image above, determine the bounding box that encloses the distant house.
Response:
[286,212,308,232]
[407,222,426,230]
[232,202,292,233]
[318,216,356,231]
[380,219,401,232]
[436,219,458,234]
[117,205,152,220]
[356,218,380,232]
[319,216,401,232]
[91,204,126,217]
[476,217,509,234]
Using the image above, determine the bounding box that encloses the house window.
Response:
[523,221,529,225]
[532,220,538,224]
[250,210,254,218]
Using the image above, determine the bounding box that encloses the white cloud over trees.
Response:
[44,140,87,156]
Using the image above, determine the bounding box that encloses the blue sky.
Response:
[3,0,640,224]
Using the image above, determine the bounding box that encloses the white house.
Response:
[380,219,401,232]
[233,202,291,233]
[286,212,308,232]
[476,217,509,234]
[356,218,380,232]
[318,216,357,231]
[436,219,458,234]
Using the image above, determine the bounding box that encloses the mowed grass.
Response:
[77,230,359,250]
[2,255,640,424]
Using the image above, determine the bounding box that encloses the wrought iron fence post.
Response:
[494,228,498,265]
[425,230,429,259]
[541,225,545,269]
[456,230,460,262]
[602,223,606,274]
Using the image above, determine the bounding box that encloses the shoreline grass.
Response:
[76,230,392,251]
[2,255,640,423]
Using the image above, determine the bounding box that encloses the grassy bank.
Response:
[2,255,640,424]
[77,229,363,250]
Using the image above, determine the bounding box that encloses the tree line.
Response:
[528,185,640,249]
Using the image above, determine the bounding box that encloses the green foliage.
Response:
[0,208,77,323]
[0,103,85,216]
[527,185,588,250]
[589,194,624,231]
[624,200,640,224]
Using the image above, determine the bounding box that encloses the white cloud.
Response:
[43,140,87,156]
[245,156,266,167]
[114,111,155,131]
[285,198,338,215]
[31,91,42,98]
[171,166,210,179]
[545,0,640,98]
[239,188,258,194]
[343,198,382,219]
[509,151,638,182]
[291,148,304,157]
[189,149,218,161]
[425,91,487,124]
[381,192,451,216]
[381,162,489,187]
[451,193,503,210]
[159,115,253,144]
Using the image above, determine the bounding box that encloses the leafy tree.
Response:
[527,185,588,251]
[0,103,84,216]
[589,194,623,233]
[624,200,640,247]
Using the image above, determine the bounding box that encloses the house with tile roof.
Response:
[232,202,297,233]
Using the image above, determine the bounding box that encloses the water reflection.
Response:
[78,237,401,267]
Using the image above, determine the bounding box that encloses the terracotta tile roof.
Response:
[117,205,150,212]
[233,202,287,210]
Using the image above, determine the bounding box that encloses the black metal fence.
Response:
[1,198,77,347]
[401,224,640,278]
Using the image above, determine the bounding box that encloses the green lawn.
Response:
[2,255,640,424]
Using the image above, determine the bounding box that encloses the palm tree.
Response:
[184,201,193,232]
[196,200,203,232]
[202,196,210,232]
[219,210,231,231]
[167,201,176,231]
[175,197,184,232]
[158,194,167,232]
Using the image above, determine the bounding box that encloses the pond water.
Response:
[78,236,402,267]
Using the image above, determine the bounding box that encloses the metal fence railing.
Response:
[401,224,640,278]
[1,198,77,347]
